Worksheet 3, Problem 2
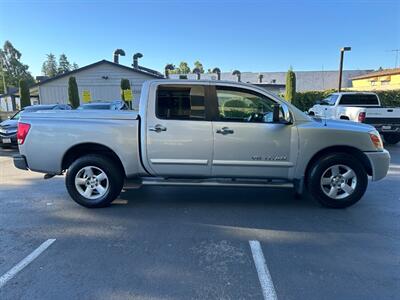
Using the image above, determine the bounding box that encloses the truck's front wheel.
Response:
[307,153,368,208]
[66,155,124,208]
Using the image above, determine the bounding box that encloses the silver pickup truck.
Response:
[14,80,390,209]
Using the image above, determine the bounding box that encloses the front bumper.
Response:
[365,149,390,181]
[13,154,29,170]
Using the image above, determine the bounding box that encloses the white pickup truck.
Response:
[308,92,400,145]
[14,80,390,209]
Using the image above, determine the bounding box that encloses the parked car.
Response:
[14,80,390,209]
[308,92,400,145]
[77,100,128,110]
[0,104,71,148]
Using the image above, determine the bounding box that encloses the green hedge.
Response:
[290,89,400,112]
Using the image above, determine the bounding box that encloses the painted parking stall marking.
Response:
[0,239,56,288]
[249,240,278,300]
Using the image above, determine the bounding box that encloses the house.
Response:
[169,70,372,94]
[0,87,39,112]
[350,68,400,91]
[30,59,164,109]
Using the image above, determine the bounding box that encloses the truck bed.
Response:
[19,110,141,176]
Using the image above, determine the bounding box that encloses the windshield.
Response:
[78,104,111,110]
[11,111,21,120]
[320,94,339,106]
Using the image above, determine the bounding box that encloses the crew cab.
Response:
[308,92,400,145]
[14,80,390,209]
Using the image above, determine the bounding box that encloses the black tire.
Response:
[383,133,400,145]
[65,154,124,208]
[307,153,368,208]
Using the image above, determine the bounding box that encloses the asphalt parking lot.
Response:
[0,145,399,300]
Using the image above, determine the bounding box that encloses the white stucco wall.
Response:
[38,62,159,108]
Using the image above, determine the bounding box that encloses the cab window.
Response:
[339,94,379,106]
[156,85,205,120]
[216,87,277,123]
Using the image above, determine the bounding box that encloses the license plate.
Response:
[382,125,392,131]
[2,138,11,144]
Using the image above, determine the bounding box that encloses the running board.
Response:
[124,178,294,189]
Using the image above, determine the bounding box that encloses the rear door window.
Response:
[339,94,379,106]
[156,85,206,120]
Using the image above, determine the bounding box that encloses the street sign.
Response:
[82,90,91,103]
[123,89,133,102]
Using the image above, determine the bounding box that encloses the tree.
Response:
[68,76,80,108]
[178,61,191,74]
[71,63,79,70]
[120,78,130,100]
[0,40,34,94]
[19,79,30,108]
[58,54,71,74]
[193,61,204,73]
[41,53,58,77]
[285,67,296,102]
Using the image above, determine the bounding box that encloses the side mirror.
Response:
[273,103,292,124]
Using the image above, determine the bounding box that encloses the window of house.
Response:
[156,85,206,120]
[216,87,277,123]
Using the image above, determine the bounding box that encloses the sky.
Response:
[0,0,399,76]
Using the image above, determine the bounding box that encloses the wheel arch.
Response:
[61,143,126,177]
[304,145,372,185]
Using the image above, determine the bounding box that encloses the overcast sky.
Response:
[0,0,399,76]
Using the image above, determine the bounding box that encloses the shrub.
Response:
[285,68,296,102]
[19,79,30,108]
[68,76,80,109]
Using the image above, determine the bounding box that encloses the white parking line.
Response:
[249,240,278,300]
[0,239,56,289]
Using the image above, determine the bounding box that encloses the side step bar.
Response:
[124,178,294,189]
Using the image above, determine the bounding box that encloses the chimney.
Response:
[258,74,263,83]
[212,68,221,80]
[232,70,241,82]
[113,49,126,64]
[193,68,201,80]
[132,53,143,69]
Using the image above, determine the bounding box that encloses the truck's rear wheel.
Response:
[307,153,368,208]
[66,155,124,208]
[383,133,400,145]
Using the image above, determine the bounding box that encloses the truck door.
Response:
[145,84,213,177]
[211,86,297,178]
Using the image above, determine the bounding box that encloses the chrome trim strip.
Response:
[150,159,209,165]
[142,179,293,188]
[212,160,294,167]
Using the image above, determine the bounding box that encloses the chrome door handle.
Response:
[216,127,234,135]
[149,124,167,132]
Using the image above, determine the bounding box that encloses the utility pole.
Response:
[389,49,400,68]
[338,47,351,92]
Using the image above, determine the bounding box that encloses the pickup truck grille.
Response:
[365,117,400,125]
